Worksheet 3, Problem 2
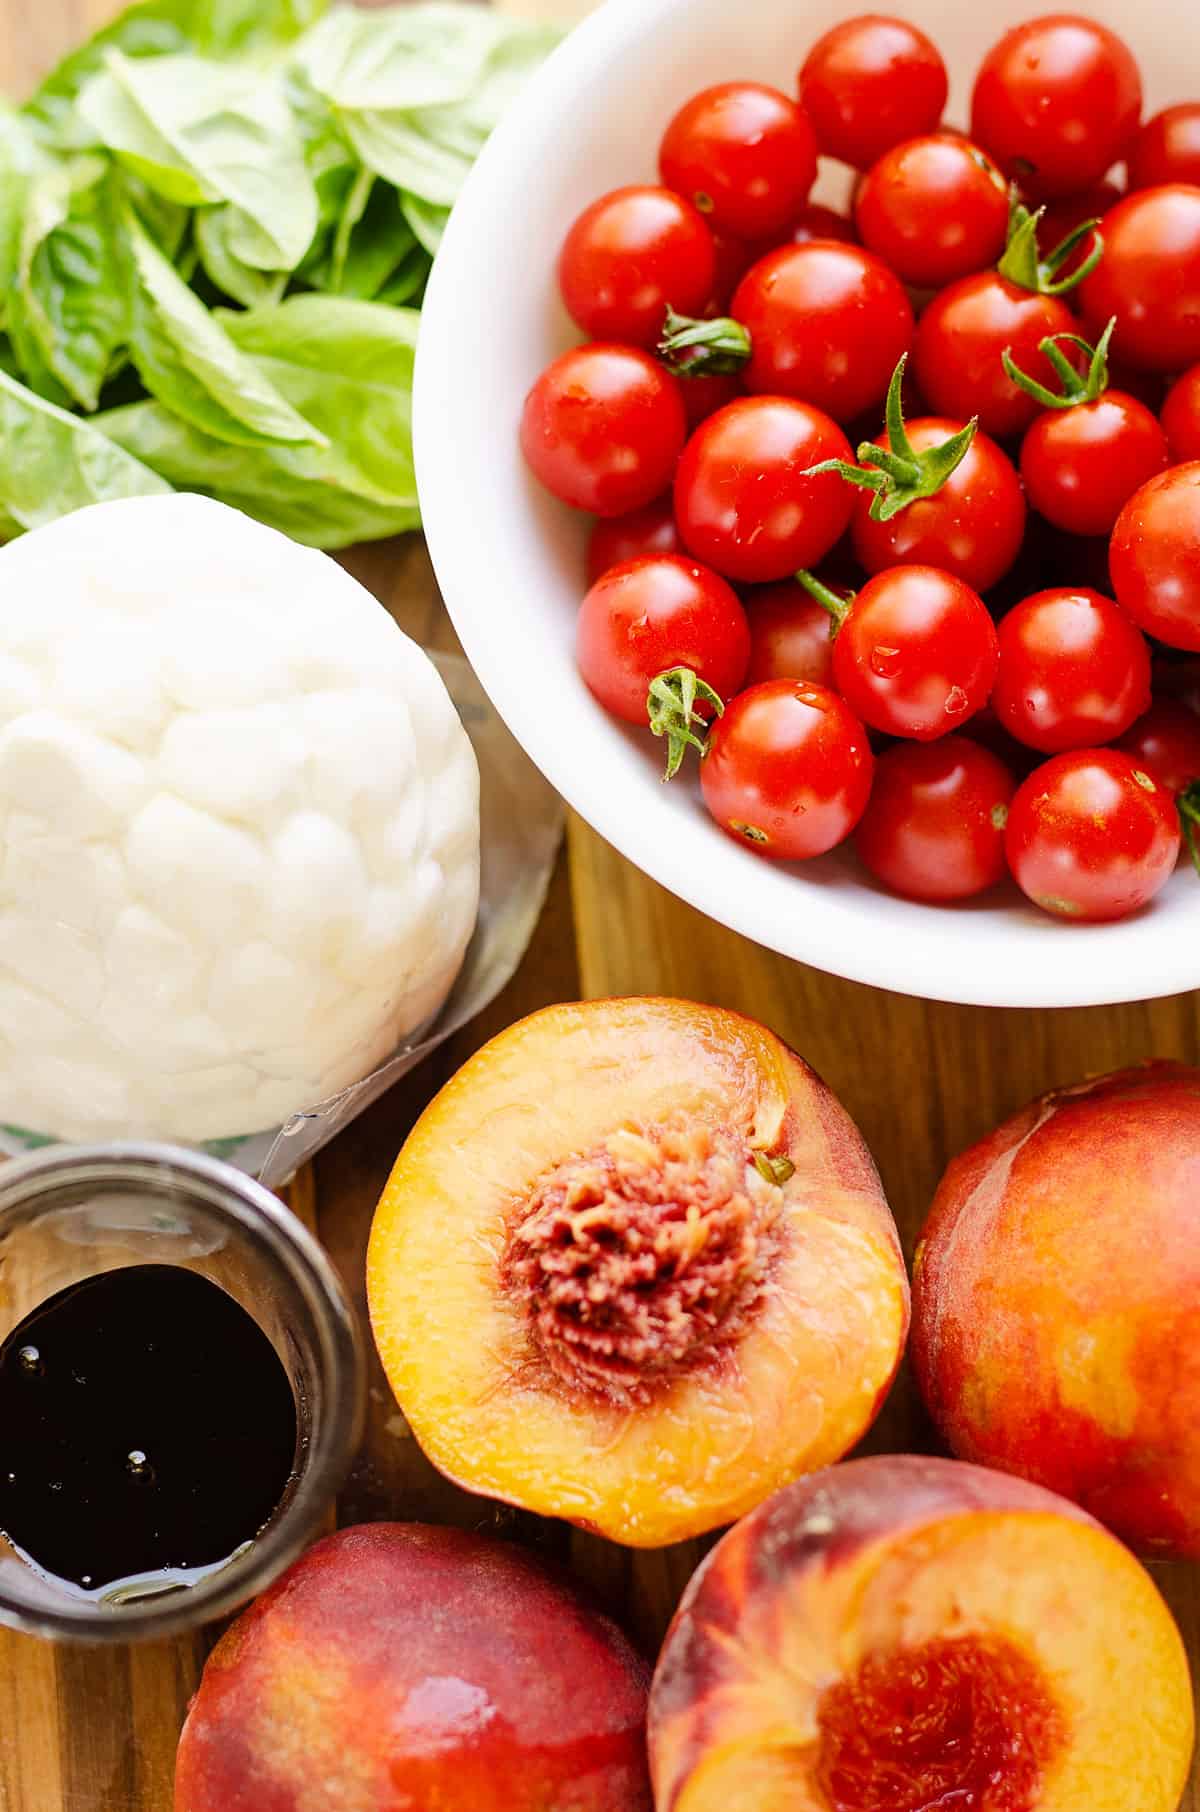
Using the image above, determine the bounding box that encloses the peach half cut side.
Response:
[648,1453,1194,1812]
[366,997,910,1547]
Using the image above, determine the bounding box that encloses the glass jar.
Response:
[0,1143,364,1642]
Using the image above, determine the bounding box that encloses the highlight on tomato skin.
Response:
[647,1454,1194,1812]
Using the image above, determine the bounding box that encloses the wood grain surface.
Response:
[1,1,1199,1809]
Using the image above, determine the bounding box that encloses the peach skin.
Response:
[174,1523,651,1812]
[913,1061,1200,1556]
[367,997,909,1546]
[648,1453,1194,1812]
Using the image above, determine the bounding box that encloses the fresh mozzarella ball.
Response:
[0,494,480,1140]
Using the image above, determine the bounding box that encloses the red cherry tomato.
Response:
[830,565,999,741]
[1006,749,1180,921]
[575,555,750,725]
[1161,364,1200,463]
[557,186,715,349]
[675,397,854,583]
[680,372,743,431]
[970,16,1142,199]
[855,135,1009,288]
[851,418,1026,594]
[1079,186,1200,374]
[992,588,1151,753]
[856,736,1015,901]
[1110,462,1200,651]
[791,203,859,246]
[798,15,948,171]
[700,680,874,860]
[731,243,913,423]
[913,275,1078,438]
[1018,392,1168,537]
[709,230,761,308]
[1117,699,1200,796]
[1128,105,1200,190]
[521,345,687,517]
[744,581,838,688]
[586,496,680,585]
[659,83,818,241]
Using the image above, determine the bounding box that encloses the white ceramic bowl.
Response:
[415,0,1198,1009]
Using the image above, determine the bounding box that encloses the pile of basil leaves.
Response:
[0,0,557,545]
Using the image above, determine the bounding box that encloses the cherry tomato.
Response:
[575,554,749,724]
[851,418,1027,594]
[798,16,948,171]
[914,275,1078,438]
[970,16,1142,199]
[521,345,687,517]
[557,186,715,348]
[709,230,761,308]
[1161,364,1200,463]
[992,588,1151,753]
[1018,391,1169,537]
[1006,748,1180,921]
[659,83,818,242]
[586,496,680,585]
[675,397,854,583]
[680,372,743,431]
[855,135,1009,288]
[791,203,859,246]
[1117,699,1200,796]
[856,736,1016,901]
[1079,185,1200,374]
[744,581,838,688]
[731,243,913,423]
[1128,104,1200,190]
[830,565,999,741]
[1110,462,1200,651]
[700,680,874,860]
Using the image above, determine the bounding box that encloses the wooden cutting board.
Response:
[1,2,1198,1809]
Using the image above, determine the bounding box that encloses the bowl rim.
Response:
[414,0,1200,1012]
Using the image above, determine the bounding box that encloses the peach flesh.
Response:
[367,998,910,1546]
[912,1061,1200,1556]
[648,1454,1194,1812]
[174,1523,652,1812]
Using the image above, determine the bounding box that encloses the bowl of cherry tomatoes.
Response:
[415,0,1200,1007]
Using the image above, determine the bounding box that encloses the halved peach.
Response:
[367,997,909,1547]
[649,1454,1194,1812]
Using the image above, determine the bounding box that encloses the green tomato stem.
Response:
[804,353,978,523]
[997,190,1104,296]
[647,665,725,781]
[1002,317,1116,410]
[657,305,751,377]
[1179,784,1200,878]
[795,567,853,629]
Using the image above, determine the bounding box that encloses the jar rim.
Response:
[0,1142,365,1643]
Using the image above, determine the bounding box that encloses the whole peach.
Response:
[914,1062,1200,1556]
[175,1523,651,1811]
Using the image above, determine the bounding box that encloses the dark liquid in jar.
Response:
[0,1264,297,1601]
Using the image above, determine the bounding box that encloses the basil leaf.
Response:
[0,367,171,530]
[122,207,325,446]
[26,0,328,142]
[98,397,418,548]
[194,210,289,307]
[220,294,416,499]
[78,50,317,268]
[15,160,129,411]
[299,8,558,205]
[400,192,448,256]
[328,175,421,300]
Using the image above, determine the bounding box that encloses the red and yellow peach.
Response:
[649,1454,1194,1812]
[367,997,909,1546]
